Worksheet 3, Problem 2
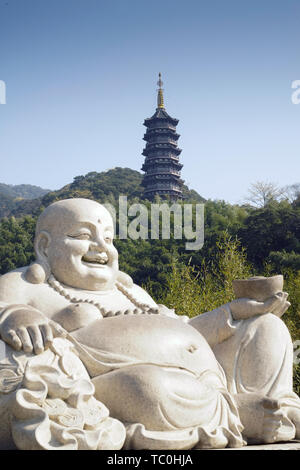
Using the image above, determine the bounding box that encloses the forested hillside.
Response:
[0,168,205,219]
[0,168,299,290]
[0,183,50,200]
[0,183,51,218]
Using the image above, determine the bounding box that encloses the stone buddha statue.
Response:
[0,198,299,450]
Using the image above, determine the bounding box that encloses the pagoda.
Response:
[141,74,184,200]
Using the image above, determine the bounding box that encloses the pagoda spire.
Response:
[157,72,164,109]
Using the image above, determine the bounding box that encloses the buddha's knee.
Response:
[237,314,294,394]
[93,365,178,431]
[244,313,293,355]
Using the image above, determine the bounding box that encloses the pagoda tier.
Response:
[141,74,183,201]
[142,158,183,172]
[142,143,182,157]
[143,128,180,143]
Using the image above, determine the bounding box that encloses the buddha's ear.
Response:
[25,231,51,284]
[34,230,51,260]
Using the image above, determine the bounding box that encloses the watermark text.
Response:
[293,340,300,365]
[104,196,204,251]
[0,80,6,104]
[291,80,300,104]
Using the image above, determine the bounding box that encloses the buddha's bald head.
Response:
[36,198,114,238]
[33,198,118,291]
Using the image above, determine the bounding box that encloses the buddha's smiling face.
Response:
[41,199,119,291]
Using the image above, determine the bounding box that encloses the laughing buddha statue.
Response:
[0,198,299,450]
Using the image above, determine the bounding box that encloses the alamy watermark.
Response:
[0,80,6,104]
[294,340,300,365]
[103,196,204,251]
[291,80,300,104]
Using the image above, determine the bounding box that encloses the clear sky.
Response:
[0,0,299,203]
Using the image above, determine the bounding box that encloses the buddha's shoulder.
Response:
[0,267,27,286]
[0,267,44,303]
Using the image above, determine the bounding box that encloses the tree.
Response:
[244,181,285,208]
[268,251,300,271]
[282,183,300,204]
[237,200,300,268]
[0,216,36,274]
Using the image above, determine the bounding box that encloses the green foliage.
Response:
[258,266,300,394]
[0,168,205,220]
[0,183,50,200]
[283,272,300,395]
[151,233,252,317]
[41,168,205,206]
[0,193,16,218]
[238,201,300,269]
[42,168,144,205]
[280,270,300,340]
[0,184,50,219]
[268,251,300,271]
[0,216,36,274]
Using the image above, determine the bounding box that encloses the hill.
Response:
[0,183,50,200]
[41,167,205,206]
[0,168,205,218]
[0,183,51,219]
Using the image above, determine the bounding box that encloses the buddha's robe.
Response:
[71,313,245,449]
[70,307,300,448]
[0,295,299,449]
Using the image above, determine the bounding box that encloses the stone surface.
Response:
[216,441,300,450]
[0,197,299,450]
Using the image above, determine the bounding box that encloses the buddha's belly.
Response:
[72,315,222,377]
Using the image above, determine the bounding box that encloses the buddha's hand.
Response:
[0,306,53,354]
[229,292,290,321]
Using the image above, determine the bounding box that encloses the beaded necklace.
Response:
[47,274,159,318]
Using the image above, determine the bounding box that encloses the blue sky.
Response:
[0,0,299,203]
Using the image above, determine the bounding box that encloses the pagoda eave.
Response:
[143,133,180,142]
[142,148,182,157]
[144,109,179,127]
[144,118,179,128]
[141,161,183,172]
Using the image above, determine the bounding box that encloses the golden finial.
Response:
[157,72,164,108]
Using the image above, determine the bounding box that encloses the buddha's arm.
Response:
[0,302,53,354]
[229,294,290,319]
[188,305,240,348]
[188,294,291,348]
[0,272,53,354]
